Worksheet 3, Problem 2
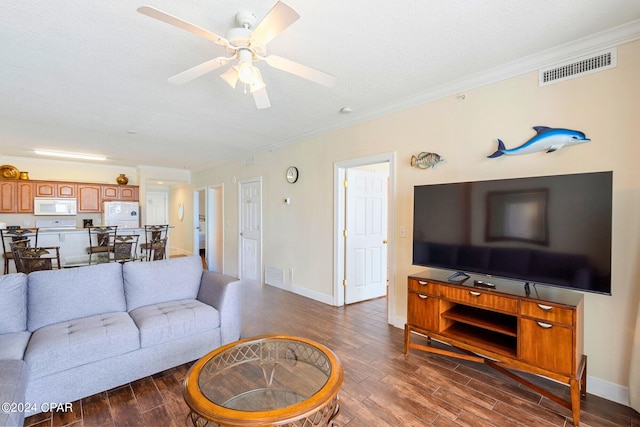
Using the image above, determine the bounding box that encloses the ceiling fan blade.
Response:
[265,55,336,87]
[219,67,239,89]
[168,56,234,85]
[252,87,271,109]
[249,1,300,47]
[137,6,229,47]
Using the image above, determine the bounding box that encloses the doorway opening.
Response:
[334,152,395,323]
[193,185,224,272]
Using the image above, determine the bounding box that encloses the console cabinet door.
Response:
[407,292,439,332]
[77,185,102,213]
[520,318,574,375]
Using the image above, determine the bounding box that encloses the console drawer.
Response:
[408,278,438,295]
[441,286,518,314]
[521,301,574,326]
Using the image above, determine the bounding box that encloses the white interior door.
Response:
[345,169,388,304]
[239,178,262,282]
[145,192,168,225]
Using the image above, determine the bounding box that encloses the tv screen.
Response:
[412,171,613,295]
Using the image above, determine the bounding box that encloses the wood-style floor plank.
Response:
[24,280,640,427]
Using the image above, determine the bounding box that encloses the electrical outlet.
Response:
[399,226,406,238]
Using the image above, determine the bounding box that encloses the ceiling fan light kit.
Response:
[137,1,335,109]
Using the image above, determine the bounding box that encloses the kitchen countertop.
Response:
[37,227,148,234]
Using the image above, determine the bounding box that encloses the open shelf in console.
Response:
[441,304,518,357]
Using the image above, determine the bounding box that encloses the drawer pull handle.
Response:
[537,304,553,311]
[537,322,553,329]
[469,291,481,297]
[418,281,428,286]
[418,294,428,300]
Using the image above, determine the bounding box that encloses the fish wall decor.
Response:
[410,152,444,169]
[487,126,590,158]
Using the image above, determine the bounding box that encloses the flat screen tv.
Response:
[412,171,613,295]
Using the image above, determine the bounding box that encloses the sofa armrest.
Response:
[197,272,243,345]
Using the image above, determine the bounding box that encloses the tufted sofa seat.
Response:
[0,255,243,427]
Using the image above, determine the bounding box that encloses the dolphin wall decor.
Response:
[487,126,590,158]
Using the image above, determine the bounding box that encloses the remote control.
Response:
[473,279,496,288]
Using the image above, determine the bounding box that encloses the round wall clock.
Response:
[286,166,299,183]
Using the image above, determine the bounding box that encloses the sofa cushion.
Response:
[0,273,27,334]
[129,299,220,348]
[0,360,28,427]
[0,331,31,360]
[24,312,140,379]
[27,262,126,332]
[123,255,203,311]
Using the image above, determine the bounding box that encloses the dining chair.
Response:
[140,225,169,261]
[11,244,61,274]
[87,226,118,255]
[1,228,39,274]
[147,236,168,261]
[112,234,140,263]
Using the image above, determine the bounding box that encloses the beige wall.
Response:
[0,156,138,185]
[189,40,640,402]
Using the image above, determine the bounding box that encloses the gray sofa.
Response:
[0,255,243,427]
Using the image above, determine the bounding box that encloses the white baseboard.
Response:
[289,284,334,305]
[587,375,629,406]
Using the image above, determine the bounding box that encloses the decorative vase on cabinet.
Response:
[116,174,129,185]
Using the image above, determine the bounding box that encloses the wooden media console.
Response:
[404,270,586,426]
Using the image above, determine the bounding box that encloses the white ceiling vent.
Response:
[539,48,616,86]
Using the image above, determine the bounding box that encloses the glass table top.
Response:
[198,337,332,411]
[184,335,344,426]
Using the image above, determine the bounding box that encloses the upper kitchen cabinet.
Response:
[77,184,102,213]
[17,181,35,212]
[35,181,76,198]
[102,185,138,201]
[0,180,34,213]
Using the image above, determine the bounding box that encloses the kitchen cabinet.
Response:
[77,185,102,213]
[16,181,35,213]
[102,185,138,201]
[35,181,76,198]
[0,181,34,213]
[0,181,16,212]
[1,179,138,214]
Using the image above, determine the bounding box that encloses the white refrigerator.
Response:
[102,201,140,228]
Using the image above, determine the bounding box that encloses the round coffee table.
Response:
[183,335,344,426]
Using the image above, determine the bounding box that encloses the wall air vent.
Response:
[243,156,256,166]
[539,48,616,86]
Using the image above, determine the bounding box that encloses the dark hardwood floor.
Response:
[25,281,640,427]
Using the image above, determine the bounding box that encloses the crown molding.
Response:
[280,19,640,149]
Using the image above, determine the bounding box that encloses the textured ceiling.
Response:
[1,1,640,170]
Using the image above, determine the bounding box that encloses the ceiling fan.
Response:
[137,1,335,109]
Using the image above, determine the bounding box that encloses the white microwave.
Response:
[33,198,77,216]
